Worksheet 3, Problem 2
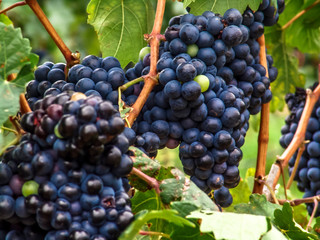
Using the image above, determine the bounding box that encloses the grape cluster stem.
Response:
[25,0,80,68]
[0,1,26,15]
[139,230,171,239]
[19,93,32,115]
[130,166,161,195]
[126,0,166,127]
[263,65,320,200]
[286,142,307,189]
[275,195,320,206]
[253,34,270,194]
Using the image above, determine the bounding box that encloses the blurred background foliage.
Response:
[1,0,320,224]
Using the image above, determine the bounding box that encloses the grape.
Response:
[181,81,201,101]
[139,47,151,61]
[207,16,223,36]
[223,8,243,26]
[164,80,181,98]
[194,75,210,92]
[169,38,187,56]
[197,48,217,66]
[187,44,199,57]
[222,26,243,47]
[196,31,214,48]
[22,180,39,197]
[179,23,200,44]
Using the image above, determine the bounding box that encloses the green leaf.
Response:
[128,147,162,191]
[187,210,271,240]
[313,217,320,233]
[284,5,320,54]
[273,203,318,240]
[0,15,13,25]
[87,0,155,67]
[119,210,195,240]
[183,0,196,8]
[158,168,218,210]
[265,25,305,112]
[131,190,162,214]
[234,194,281,220]
[261,225,288,240]
[187,0,262,16]
[0,23,37,126]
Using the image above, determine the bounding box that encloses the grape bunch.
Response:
[280,85,320,216]
[25,55,134,110]
[22,3,284,211]
[0,94,134,239]
[122,4,282,207]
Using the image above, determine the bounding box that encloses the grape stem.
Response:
[253,34,270,194]
[307,197,318,231]
[139,230,171,239]
[126,0,166,126]
[282,0,320,30]
[130,167,161,195]
[272,195,320,206]
[263,65,320,200]
[0,1,26,15]
[119,76,145,92]
[258,179,279,204]
[19,93,31,115]
[286,142,306,190]
[24,0,80,68]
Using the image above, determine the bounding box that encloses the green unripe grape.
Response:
[139,47,151,61]
[22,180,39,197]
[187,44,199,57]
[54,124,63,139]
[194,75,210,92]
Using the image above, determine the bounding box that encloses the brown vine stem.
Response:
[253,34,270,194]
[139,230,171,239]
[263,65,320,200]
[307,198,318,231]
[0,1,26,15]
[274,195,320,206]
[258,179,279,204]
[25,0,79,67]
[126,0,166,126]
[282,0,320,30]
[286,143,306,189]
[277,160,287,200]
[19,93,31,115]
[130,167,160,195]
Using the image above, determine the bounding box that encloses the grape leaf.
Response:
[183,0,196,8]
[261,225,288,240]
[234,194,281,220]
[265,25,305,112]
[187,210,272,240]
[313,217,320,234]
[119,209,195,240]
[186,0,262,16]
[0,14,13,25]
[131,190,162,214]
[273,203,318,240]
[87,0,155,67]
[128,146,162,191]
[275,0,320,54]
[159,168,218,210]
[0,23,38,126]
[284,5,320,54]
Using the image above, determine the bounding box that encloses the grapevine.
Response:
[0,0,320,239]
